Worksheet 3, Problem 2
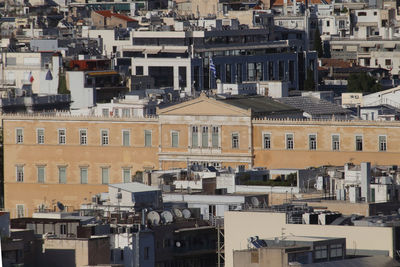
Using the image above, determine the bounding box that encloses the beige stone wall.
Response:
[253,120,400,169]
[3,117,159,217]
[225,211,394,267]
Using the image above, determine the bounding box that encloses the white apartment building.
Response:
[0,52,60,95]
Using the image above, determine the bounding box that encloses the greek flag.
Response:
[209,57,216,78]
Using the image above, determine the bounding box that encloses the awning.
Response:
[360,43,375,48]
[123,47,144,52]
[144,47,161,54]
[346,46,358,52]
[383,43,396,48]
[162,47,187,53]
[331,45,343,50]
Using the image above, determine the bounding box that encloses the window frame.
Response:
[58,166,67,184]
[37,165,45,183]
[144,130,152,147]
[37,128,45,144]
[79,129,87,145]
[171,131,179,148]
[101,167,109,184]
[308,134,317,150]
[80,167,88,184]
[16,165,24,182]
[355,135,363,151]
[16,128,24,144]
[332,134,340,151]
[379,135,387,152]
[201,126,209,148]
[58,128,66,145]
[191,126,199,148]
[122,129,130,147]
[285,133,294,150]
[101,129,109,146]
[123,168,131,183]
[16,204,25,218]
[263,132,271,150]
[212,126,219,148]
[232,132,239,149]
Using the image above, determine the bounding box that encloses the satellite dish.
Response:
[182,208,191,219]
[251,197,260,207]
[57,201,65,211]
[173,208,183,218]
[160,210,174,224]
[146,211,160,226]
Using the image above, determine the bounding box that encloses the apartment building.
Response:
[4,94,400,217]
[116,22,317,93]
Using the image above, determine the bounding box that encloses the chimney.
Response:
[361,162,371,203]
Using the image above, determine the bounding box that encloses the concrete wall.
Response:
[224,211,395,267]
[67,71,94,109]
[40,237,110,267]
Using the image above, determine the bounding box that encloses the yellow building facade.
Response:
[3,94,400,217]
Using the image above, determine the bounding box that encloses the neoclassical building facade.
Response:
[3,94,400,217]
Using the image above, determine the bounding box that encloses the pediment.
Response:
[158,94,251,117]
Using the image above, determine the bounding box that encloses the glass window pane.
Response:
[172,132,179,147]
[202,127,208,148]
[80,130,87,145]
[59,167,66,184]
[123,169,131,183]
[192,126,198,147]
[80,168,88,184]
[264,134,271,149]
[38,166,45,183]
[145,130,152,147]
[123,130,130,146]
[102,168,109,184]
[37,129,44,144]
[212,127,219,148]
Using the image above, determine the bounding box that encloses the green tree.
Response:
[313,27,323,58]
[304,68,315,91]
[347,72,381,93]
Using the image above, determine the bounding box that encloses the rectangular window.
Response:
[37,128,45,144]
[309,134,317,150]
[37,166,45,183]
[315,245,328,259]
[330,244,343,258]
[225,64,232,83]
[122,108,130,118]
[145,130,152,147]
[59,167,67,184]
[16,166,24,182]
[60,224,67,235]
[192,126,198,147]
[236,63,242,83]
[202,126,208,148]
[16,128,23,144]
[80,167,88,184]
[123,168,131,183]
[379,135,387,151]
[263,133,271,149]
[247,62,255,81]
[356,135,363,151]
[80,129,87,145]
[102,108,109,117]
[212,126,219,148]
[232,133,239,149]
[332,135,340,151]
[58,129,66,144]
[101,130,109,146]
[286,133,294,150]
[122,130,130,146]
[16,204,24,218]
[171,131,179,148]
[102,167,109,184]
